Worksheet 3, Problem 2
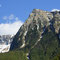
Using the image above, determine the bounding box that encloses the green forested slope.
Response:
[0,51,27,60]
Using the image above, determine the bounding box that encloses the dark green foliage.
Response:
[29,31,60,60]
[52,54,60,60]
[0,51,27,60]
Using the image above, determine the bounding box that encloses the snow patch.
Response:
[20,31,27,48]
[26,53,29,59]
[24,31,27,36]
[40,36,43,39]
[20,40,25,48]
[36,24,39,30]
[38,39,40,41]
[51,9,60,12]
[0,44,10,53]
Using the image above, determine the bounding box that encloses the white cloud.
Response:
[1,14,23,35]
[0,20,23,35]
[3,14,15,20]
[9,14,14,20]
[3,16,8,20]
[51,9,60,12]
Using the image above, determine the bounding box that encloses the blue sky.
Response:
[0,0,60,23]
[0,0,60,35]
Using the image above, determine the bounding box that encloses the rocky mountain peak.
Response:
[10,9,60,51]
[23,9,53,31]
[10,9,60,60]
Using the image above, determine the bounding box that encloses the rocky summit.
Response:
[10,9,60,60]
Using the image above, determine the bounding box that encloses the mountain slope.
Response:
[10,9,60,60]
[30,30,60,60]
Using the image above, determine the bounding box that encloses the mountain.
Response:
[0,35,13,53]
[10,9,60,60]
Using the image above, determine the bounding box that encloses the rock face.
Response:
[10,9,60,60]
[53,11,60,33]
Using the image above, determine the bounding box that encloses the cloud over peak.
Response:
[0,14,23,35]
[3,14,19,21]
[0,21,23,35]
[51,9,60,12]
